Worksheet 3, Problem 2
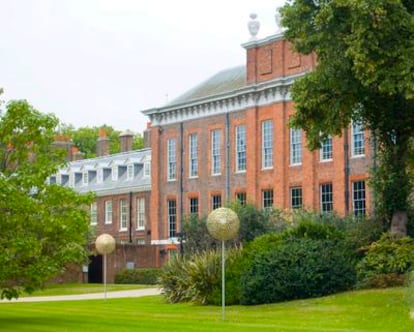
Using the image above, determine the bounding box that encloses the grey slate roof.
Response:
[53,148,151,196]
[167,65,246,106]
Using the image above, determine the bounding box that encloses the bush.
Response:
[356,232,414,288]
[159,249,242,305]
[114,268,161,285]
[239,237,356,305]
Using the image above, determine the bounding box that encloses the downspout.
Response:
[225,112,230,201]
[344,129,350,216]
[129,191,133,243]
[179,122,184,233]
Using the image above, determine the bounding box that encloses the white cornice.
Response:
[142,73,306,127]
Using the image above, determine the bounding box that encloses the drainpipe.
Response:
[179,122,184,233]
[225,112,230,201]
[344,129,350,216]
[129,191,133,243]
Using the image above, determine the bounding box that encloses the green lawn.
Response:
[22,283,153,296]
[1,288,413,331]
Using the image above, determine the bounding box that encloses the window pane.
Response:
[352,121,365,156]
[320,183,333,213]
[290,187,302,209]
[262,120,273,169]
[168,200,177,238]
[262,190,274,209]
[320,136,333,161]
[167,138,176,180]
[290,128,302,165]
[236,125,246,172]
[189,134,198,177]
[352,181,366,217]
[211,130,221,175]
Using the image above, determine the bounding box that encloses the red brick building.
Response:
[143,30,373,259]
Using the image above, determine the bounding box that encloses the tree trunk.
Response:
[390,211,408,237]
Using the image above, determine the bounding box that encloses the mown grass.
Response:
[1,287,413,331]
[22,283,154,297]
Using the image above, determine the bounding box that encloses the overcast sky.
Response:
[0,0,286,134]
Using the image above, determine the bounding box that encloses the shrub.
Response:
[114,268,161,285]
[356,232,414,288]
[159,248,242,305]
[239,237,356,305]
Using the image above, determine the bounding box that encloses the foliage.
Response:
[182,203,291,254]
[356,232,414,288]
[159,249,241,305]
[114,268,161,285]
[281,0,414,223]
[59,124,144,158]
[0,99,93,299]
[239,237,356,305]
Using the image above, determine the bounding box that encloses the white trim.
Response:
[141,74,304,127]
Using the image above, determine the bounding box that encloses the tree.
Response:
[281,0,414,231]
[59,125,144,158]
[0,98,93,299]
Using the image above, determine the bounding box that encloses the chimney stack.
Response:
[96,129,110,156]
[120,129,134,152]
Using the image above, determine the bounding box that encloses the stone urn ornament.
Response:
[95,233,116,299]
[206,207,240,320]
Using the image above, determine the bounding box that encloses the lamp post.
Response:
[95,234,116,300]
[206,207,240,321]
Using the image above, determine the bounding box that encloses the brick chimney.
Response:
[71,146,83,161]
[120,129,134,152]
[52,134,74,161]
[96,129,110,156]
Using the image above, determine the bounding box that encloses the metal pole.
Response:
[222,240,225,321]
[103,254,107,300]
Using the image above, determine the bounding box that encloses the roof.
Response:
[167,65,246,106]
[54,148,151,196]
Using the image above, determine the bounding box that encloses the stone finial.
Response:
[275,7,286,34]
[248,13,260,40]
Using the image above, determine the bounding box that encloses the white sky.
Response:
[0,0,286,134]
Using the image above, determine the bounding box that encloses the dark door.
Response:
[88,254,103,283]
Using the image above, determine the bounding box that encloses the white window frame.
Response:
[167,138,176,181]
[290,127,302,165]
[262,189,274,210]
[290,186,303,209]
[189,197,199,215]
[143,160,151,177]
[127,164,134,180]
[167,199,177,238]
[352,180,366,217]
[211,129,221,175]
[104,200,112,224]
[235,125,246,172]
[112,165,118,181]
[136,198,145,230]
[352,121,365,157]
[320,183,333,213]
[211,194,222,210]
[90,202,97,225]
[69,172,75,187]
[97,168,103,184]
[119,199,128,231]
[189,134,198,178]
[262,120,273,169]
[320,135,333,161]
[82,170,88,186]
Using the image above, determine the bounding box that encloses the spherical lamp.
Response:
[95,234,116,299]
[206,207,240,320]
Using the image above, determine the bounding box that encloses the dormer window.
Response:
[69,172,75,187]
[112,165,118,181]
[127,164,134,180]
[144,161,151,177]
[96,168,103,183]
[82,170,88,185]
